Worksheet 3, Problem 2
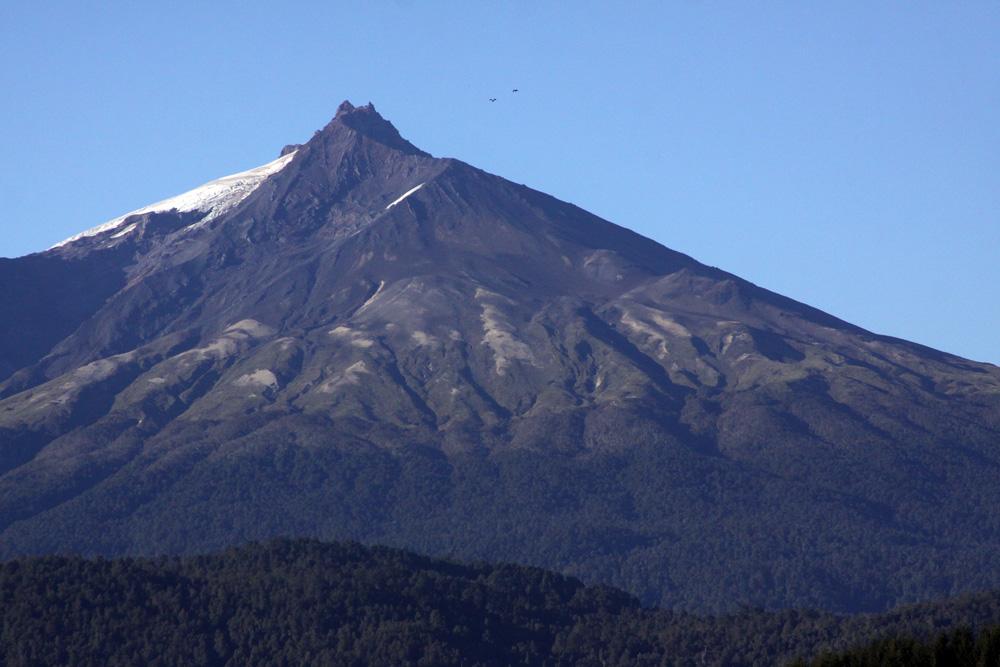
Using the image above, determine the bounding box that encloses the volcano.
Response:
[2,102,999,612]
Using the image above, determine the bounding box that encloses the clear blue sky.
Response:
[1,2,997,364]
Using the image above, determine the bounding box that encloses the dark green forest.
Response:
[798,625,1000,666]
[10,429,1000,615]
[4,539,1000,666]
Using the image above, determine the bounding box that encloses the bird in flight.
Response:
[512,88,519,93]
[489,97,497,102]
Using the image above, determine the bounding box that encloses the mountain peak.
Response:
[47,101,437,251]
[335,99,357,116]
[334,100,378,118]
[319,100,429,157]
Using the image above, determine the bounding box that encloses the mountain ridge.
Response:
[1,102,999,613]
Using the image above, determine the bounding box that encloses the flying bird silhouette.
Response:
[512,88,519,93]
[489,98,497,102]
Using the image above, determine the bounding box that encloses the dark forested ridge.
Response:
[4,540,1000,666]
[797,626,1000,666]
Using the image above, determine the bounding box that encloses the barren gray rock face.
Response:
[2,102,999,612]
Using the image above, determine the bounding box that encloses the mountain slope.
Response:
[1,101,999,612]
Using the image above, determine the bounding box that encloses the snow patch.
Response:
[52,151,297,248]
[357,280,386,313]
[385,183,425,210]
[111,223,138,239]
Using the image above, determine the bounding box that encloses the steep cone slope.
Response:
[1,102,999,612]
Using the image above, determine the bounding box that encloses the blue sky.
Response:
[1,2,997,364]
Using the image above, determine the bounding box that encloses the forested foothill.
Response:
[4,539,1000,666]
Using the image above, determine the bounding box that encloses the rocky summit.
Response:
[1,102,999,612]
